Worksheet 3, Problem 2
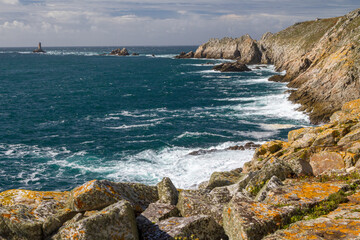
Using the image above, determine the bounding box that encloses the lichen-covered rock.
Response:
[309,152,345,176]
[255,176,284,202]
[263,180,347,206]
[138,215,227,240]
[312,129,339,147]
[137,202,180,224]
[52,200,138,240]
[204,168,243,190]
[69,180,158,213]
[0,189,72,240]
[223,192,296,240]
[264,192,360,240]
[157,178,178,205]
[176,190,225,225]
[245,160,293,197]
[338,128,360,146]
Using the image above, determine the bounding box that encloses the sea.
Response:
[0,46,310,192]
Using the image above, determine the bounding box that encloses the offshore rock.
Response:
[175,51,194,59]
[110,48,130,56]
[157,177,178,205]
[52,201,138,240]
[213,61,251,72]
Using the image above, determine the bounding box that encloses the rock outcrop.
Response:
[192,8,360,124]
[194,35,262,63]
[110,48,130,56]
[213,61,251,72]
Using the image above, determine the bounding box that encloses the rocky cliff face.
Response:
[194,8,360,124]
[194,35,262,64]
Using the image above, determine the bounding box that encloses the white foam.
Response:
[229,93,309,121]
[105,123,156,130]
[145,54,176,58]
[106,141,255,188]
[175,131,229,140]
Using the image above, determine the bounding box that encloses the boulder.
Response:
[213,61,251,72]
[52,201,139,240]
[312,129,339,147]
[137,202,180,224]
[157,178,178,205]
[176,190,225,225]
[138,215,227,240]
[255,176,284,202]
[264,191,360,240]
[245,160,293,197]
[223,192,296,240]
[0,189,72,240]
[204,168,243,191]
[110,48,130,56]
[69,180,158,213]
[338,128,360,146]
[309,152,345,176]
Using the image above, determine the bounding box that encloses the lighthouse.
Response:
[33,42,46,53]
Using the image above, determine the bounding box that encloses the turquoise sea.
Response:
[0,46,310,191]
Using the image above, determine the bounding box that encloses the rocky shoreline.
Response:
[178,8,360,125]
[2,99,360,239]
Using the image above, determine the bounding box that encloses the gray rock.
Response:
[255,176,284,202]
[138,215,227,240]
[52,201,139,240]
[157,177,178,205]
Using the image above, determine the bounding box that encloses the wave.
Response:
[229,93,309,121]
[105,123,156,130]
[174,131,230,140]
[145,54,177,58]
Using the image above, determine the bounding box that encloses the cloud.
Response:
[0,0,18,5]
[0,0,359,46]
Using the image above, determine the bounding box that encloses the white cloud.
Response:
[0,0,358,46]
[0,0,18,5]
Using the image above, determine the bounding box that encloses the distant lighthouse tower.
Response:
[33,42,46,53]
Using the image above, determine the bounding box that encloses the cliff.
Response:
[2,98,360,239]
[193,8,360,124]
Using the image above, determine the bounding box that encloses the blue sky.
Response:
[0,0,358,47]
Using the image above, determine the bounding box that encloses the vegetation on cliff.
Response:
[193,8,360,124]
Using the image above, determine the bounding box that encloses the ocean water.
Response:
[0,46,310,191]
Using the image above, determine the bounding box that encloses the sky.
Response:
[0,0,358,47]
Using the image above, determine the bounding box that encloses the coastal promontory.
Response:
[190,8,360,124]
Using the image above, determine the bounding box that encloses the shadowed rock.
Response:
[213,61,251,72]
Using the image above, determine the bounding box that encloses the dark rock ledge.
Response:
[2,99,360,239]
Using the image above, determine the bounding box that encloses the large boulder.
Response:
[157,178,178,205]
[309,152,345,176]
[52,201,139,240]
[203,168,243,191]
[69,180,158,213]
